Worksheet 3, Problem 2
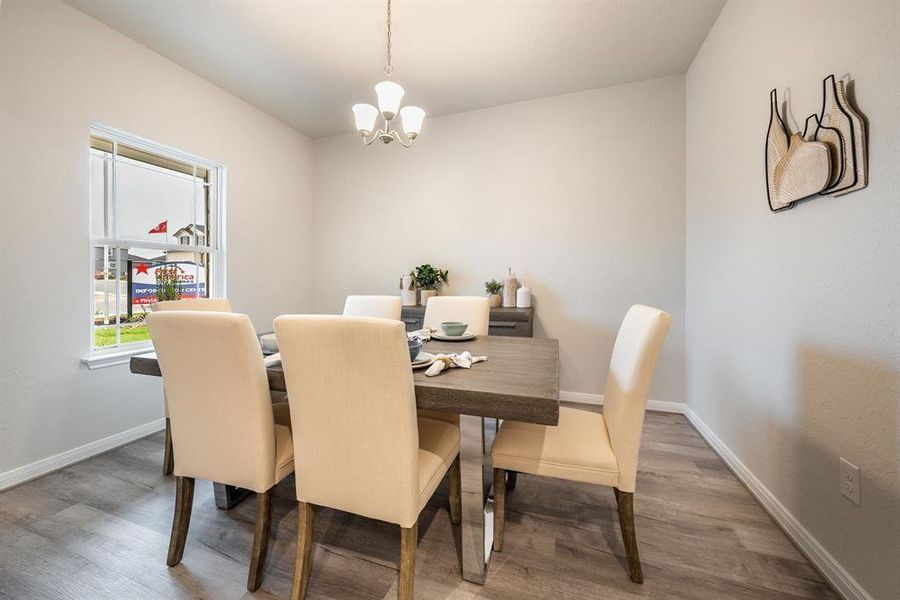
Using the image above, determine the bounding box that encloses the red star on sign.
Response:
[134,263,150,275]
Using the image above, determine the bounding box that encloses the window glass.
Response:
[89,129,221,353]
[90,149,110,238]
[93,246,123,348]
[116,157,197,245]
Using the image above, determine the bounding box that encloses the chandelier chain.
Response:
[384,0,393,77]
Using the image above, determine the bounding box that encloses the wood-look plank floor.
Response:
[0,409,838,599]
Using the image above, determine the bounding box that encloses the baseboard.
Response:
[559,390,686,414]
[0,418,166,492]
[683,407,872,600]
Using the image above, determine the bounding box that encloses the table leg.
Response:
[213,483,253,509]
[459,415,497,584]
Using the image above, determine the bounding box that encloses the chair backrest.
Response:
[275,315,420,528]
[146,311,278,492]
[343,295,402,320]
[423,296,490,335]
[601,305,671,493]
[150,297,234,417]
[152,297,233,312]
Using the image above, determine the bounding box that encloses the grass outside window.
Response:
[94,324,150,347]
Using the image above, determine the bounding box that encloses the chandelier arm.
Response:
[390,130,414,148]
[362,129,385,145]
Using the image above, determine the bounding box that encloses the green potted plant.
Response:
[410,264,448,305]
[485,278,503,308]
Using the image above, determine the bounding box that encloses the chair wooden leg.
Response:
[247,489,274,592]
[166,476,194,567]
[162,418,174,476]
[492,468,506,552]
[506,471,518,492]
[614,488,643,583]
[448,455,461,525]
[291,502,315,600]
[398,523,417,600]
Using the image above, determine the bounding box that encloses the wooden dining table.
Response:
[130,334,559,585]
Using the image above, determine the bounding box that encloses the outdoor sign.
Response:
[130,260,206,306]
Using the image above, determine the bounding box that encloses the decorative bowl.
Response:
[408,338,424,362]
[440,322,468,337]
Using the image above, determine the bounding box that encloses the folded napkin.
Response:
[424,351,487,377]
[408,327,436,342]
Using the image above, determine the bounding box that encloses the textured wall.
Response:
[312,76,686,400]
[685,2,899,598]
[0,0,315,476]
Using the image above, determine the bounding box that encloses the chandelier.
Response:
[352,0,425,147]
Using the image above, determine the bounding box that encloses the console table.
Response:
[401,305,534,337]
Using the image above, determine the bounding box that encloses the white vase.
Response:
[516,281,532,308]
[400,275,417,306]
[419,289,437,306]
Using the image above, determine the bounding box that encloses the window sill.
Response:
[82,344,154,370]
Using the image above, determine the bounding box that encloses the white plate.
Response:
[431,331,477,341]
[412,352,437,369]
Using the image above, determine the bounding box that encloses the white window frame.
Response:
[83,123,227,369]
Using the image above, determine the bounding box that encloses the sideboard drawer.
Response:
[489,320,533,338]
[402,316,424,332]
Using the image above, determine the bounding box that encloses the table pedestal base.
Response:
[459,415,498,584]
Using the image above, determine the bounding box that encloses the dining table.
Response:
[130,334,559,585]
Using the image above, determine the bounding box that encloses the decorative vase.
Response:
[502,268,518,308]
[419,289,437,306]
[400,275,417,306]
[489,294,502,308]
[516,281,532,308]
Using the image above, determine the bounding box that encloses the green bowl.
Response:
[440,321,468,336]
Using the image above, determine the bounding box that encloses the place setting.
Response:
[408,321,487,376]
[407,337,435,370]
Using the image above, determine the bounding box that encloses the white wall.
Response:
[685,2,899,599]
[313,76,686,400]
[0,1,315,479]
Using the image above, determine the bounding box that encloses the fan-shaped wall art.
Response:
[765,75,868,212]
[765,89,831,212]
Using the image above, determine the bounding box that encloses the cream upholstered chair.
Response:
[152,298,291,475]
[145,311,294,592]
[152,297,234,475]
[421,296,490,425]
[343,294,402,320]
[274,315,461,600]
[422,296,490,335]
[491,305,671,584]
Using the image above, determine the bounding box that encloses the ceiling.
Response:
[68,0,724,139]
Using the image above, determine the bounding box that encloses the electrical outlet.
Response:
[840,458,860,506]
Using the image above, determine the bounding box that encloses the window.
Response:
[89,125,225,357]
